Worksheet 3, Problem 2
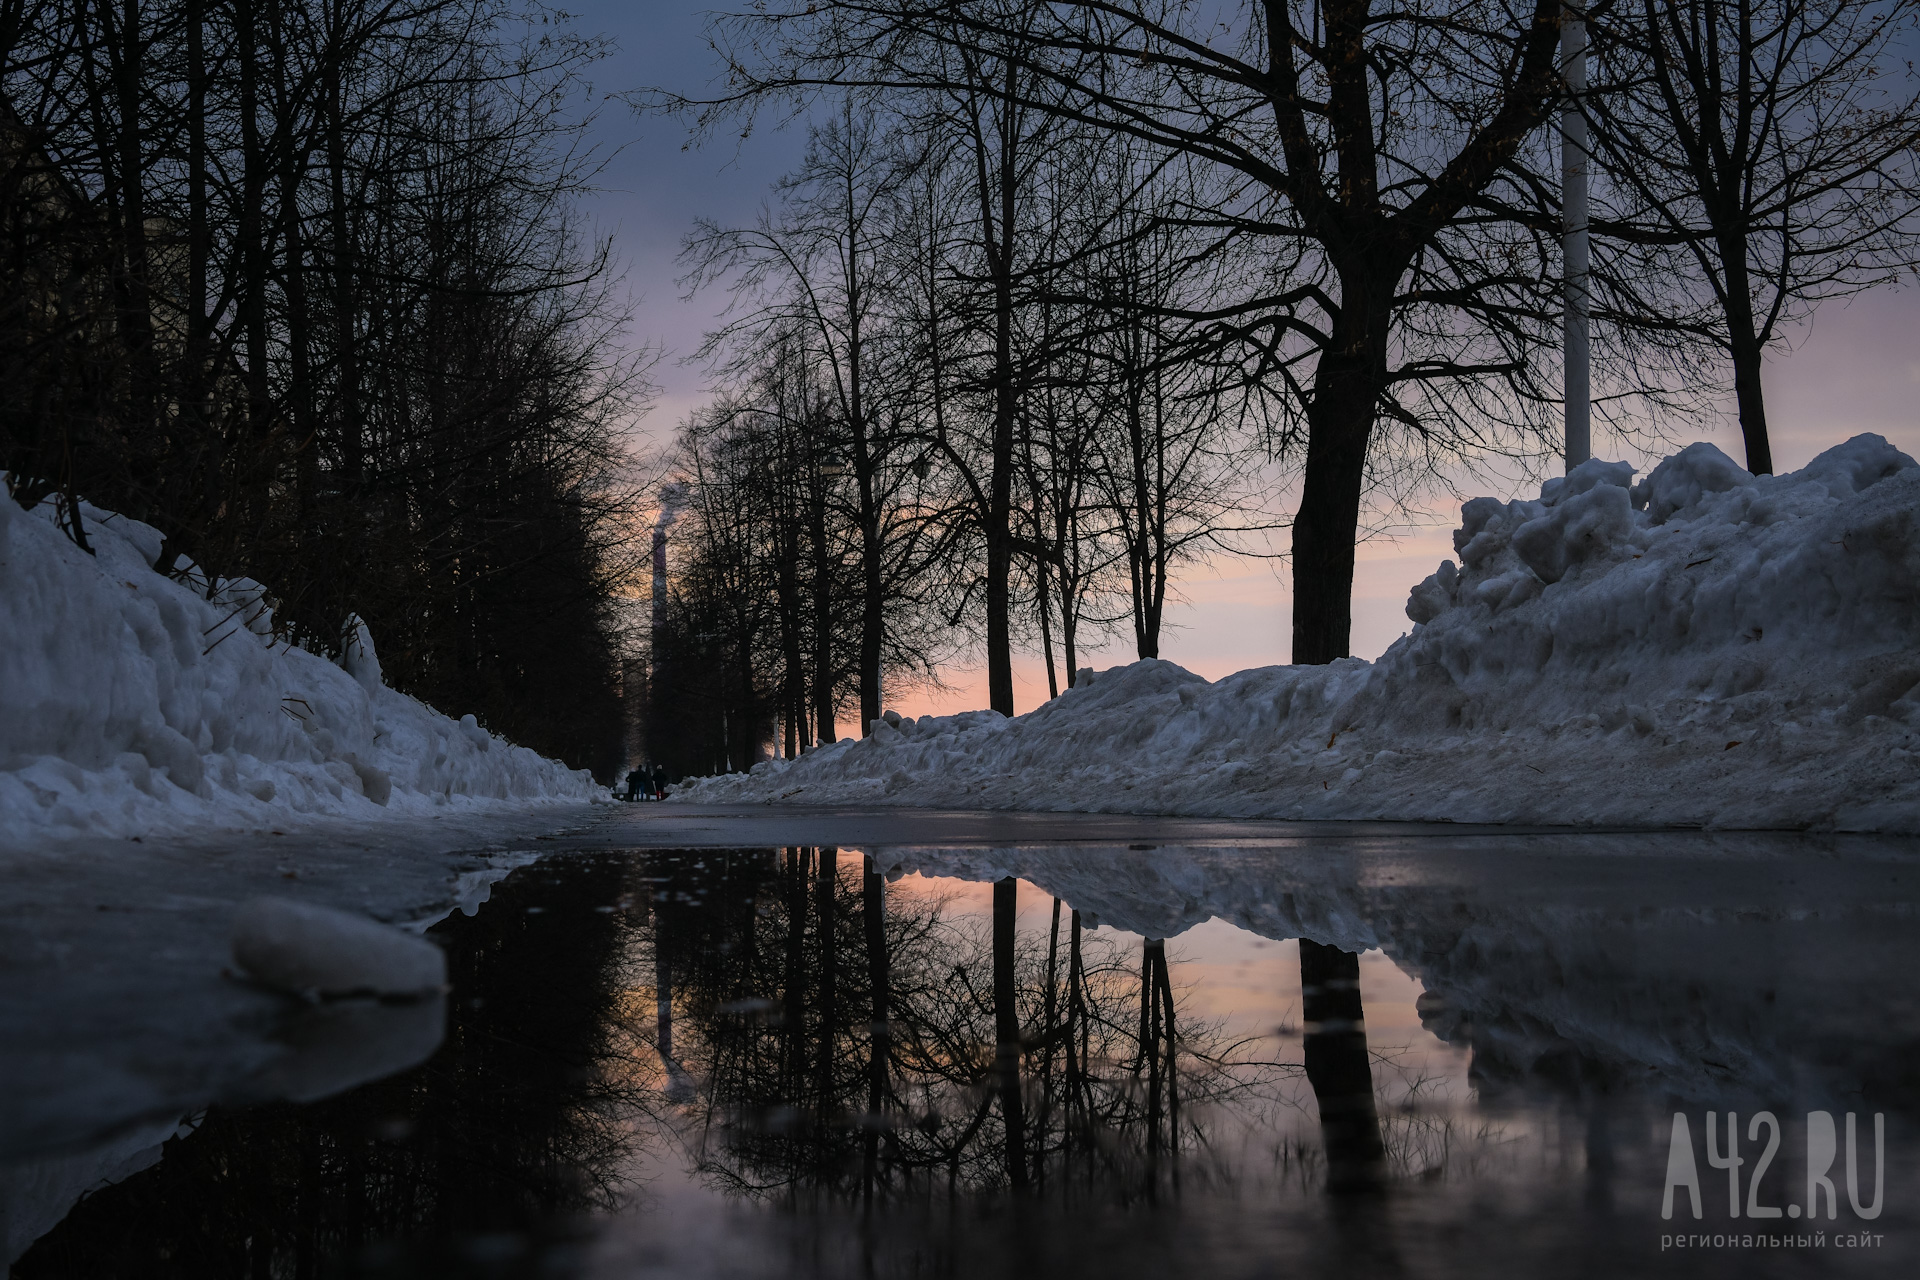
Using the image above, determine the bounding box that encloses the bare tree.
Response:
[1590,0,1920,474]
[676,0,1583,668]
[3,0,650,776]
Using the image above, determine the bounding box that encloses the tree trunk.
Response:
[236,2,271,442]
[809,474,836,743]
[1290,277,1387,664]
[269,3,316,526]
[859,500,884,732]
[113,0,159,509]
[184,0,207,401]
[985,264,1016,714]
[1036,559,1058,699]
[1059,546,1080,686]
[971,88,1020,719]
[1719,241,1774,475]
[323,51,360,497]
[735,636,759,768]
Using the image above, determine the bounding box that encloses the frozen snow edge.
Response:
[674,435,1920,833]
[0,488,605,848]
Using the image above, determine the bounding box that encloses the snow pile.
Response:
[0,491,598,845]
[678,435,1920,830]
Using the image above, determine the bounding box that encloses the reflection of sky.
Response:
[569,4,1920,717]
[605,861,1524,1255]
[878,874,1476,1117]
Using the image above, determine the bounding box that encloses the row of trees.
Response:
[644,0,1919,772]
[649,103,1284,770]
[1,0,648,776]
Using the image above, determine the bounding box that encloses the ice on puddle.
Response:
[679,435,1920,832]
[231,896,446,998]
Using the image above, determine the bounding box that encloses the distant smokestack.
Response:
[651,482,688,639]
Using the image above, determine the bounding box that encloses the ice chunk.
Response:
[1540,457,1635,507]
[239,996,447,1104]
[133,724,204,793]
[337,613,383,693]
[1406,560,1458,625]
[1793,433,1915,495]
[1509,483,1635,584]
[231,896,447,998]
[457,713,491,752]
[1632,442,1753,523]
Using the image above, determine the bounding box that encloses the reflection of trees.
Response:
[13,855,644,1278]
[632,848,1298,1209]
[1298,940,1386,1194]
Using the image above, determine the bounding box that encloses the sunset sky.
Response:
[572,3,1920,721]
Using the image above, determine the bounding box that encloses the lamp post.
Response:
[1563,4,1592,472]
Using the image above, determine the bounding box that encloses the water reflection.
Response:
[1299,939,1386,1195]
[632,849,1289,1215]
[10,836,1918,1278]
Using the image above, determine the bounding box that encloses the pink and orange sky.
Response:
[574,3,1920,721]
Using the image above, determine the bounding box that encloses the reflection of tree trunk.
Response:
[655,949,672,1064]
[1154,941,1178,1152]
[816,848,839,1115]
[862,854,891,1193]
[992,877,1027,1188]
[1298,939,1385,1194]
[1041,898,1061,1120]
[1142,940,1164,1143]
[1067,909,1087,1116]
[1134,938,1179,1163]
[1584,1101,1615,1211]
[645,876,675,1072]
[783,848,808,1097]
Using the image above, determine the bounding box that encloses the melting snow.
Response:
[679,436,1920,831]
[0,489,598,846]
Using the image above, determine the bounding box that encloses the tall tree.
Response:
[1591,0,1920,474]
[686,0,1577,665]
[2,0,649,776]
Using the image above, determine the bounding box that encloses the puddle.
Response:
[9,838,1918,1277]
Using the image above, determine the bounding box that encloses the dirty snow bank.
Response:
[0,490,599,845]
[678,435,1920,831]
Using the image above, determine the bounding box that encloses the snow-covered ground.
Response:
[679,435,1920,831]
[1,488,601,847]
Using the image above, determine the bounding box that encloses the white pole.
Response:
[1562,5,1591,472]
